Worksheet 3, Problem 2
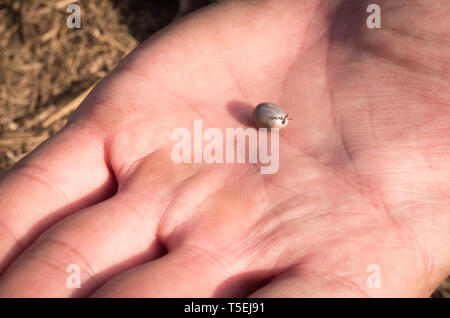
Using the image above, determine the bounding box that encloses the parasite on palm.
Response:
[252,102,289,129]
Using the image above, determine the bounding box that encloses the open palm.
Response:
[0,0,449,297]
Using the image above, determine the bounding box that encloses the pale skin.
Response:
[0,0,449,297]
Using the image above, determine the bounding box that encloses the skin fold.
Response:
[0,0,448,297]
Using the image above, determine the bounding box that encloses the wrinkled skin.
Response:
[0,0,449,297]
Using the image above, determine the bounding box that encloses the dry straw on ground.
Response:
[0,0,187,170]
[0,0,448,297]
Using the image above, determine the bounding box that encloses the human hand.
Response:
[0,0,449,297]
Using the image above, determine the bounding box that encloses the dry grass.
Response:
[0,0,448,297]
[0,0,190,170]
[1,0,131,169]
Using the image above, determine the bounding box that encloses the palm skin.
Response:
[0,0,449,297]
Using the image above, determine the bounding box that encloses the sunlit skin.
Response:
[0,0,449,297]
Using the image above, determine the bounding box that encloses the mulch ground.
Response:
[0,0,448,297]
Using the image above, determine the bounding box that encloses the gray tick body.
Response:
[252,102,289,129]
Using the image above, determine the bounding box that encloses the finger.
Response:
[0,153,235,297]
[249,257,442,298]
[0,192,162,298]
[91,246,236,298]
[89,167,289,298]
[249,266,430,298]
[249,267,369,297]
[0,122,115,274]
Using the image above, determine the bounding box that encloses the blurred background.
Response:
[0,0,448,297]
